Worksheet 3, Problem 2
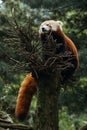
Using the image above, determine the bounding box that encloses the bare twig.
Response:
[3,18,74,79]
[0,122,33,130]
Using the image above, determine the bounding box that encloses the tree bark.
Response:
[34,72,61,130]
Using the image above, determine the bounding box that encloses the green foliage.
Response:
[0,73,26,118]
[79,49,87,77]
[20,0,87,10]
[59,107,87,130]
[0,0,87,128]
[59,108,75,130]
[60,77,87,114]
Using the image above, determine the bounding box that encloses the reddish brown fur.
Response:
[15,73,37,121]
[56,27,79,66]
[15,21,79,121]
[39,21,79,80]
[39,25,79,69]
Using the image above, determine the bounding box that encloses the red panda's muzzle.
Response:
[42,27,47,32]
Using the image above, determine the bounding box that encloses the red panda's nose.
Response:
[42,27,46,32]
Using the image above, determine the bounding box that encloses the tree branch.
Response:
[3,18,75,79]
[0,119,33,130]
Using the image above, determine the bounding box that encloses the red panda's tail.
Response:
[15,73,37,121]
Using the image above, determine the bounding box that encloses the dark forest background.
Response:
[0,0,87,129]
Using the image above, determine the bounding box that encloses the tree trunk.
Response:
[34,73,61,130]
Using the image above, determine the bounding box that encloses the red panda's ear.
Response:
[56,20,63,30]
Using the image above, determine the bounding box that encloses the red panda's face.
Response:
[39,20,63,35]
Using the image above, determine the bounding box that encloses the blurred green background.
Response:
[0,0,87,129]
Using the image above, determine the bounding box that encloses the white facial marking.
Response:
[39,24,50,34]
[51,24,57,31]
[39,20,63,34]
[39,26,42,34]
[42,25,50,31]
[56,20,63,30]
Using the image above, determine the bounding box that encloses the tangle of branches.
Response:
[3,17,73,79]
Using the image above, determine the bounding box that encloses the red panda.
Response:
[15,73,37,121]
[39,20,79,80]
[15,20,79,121]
